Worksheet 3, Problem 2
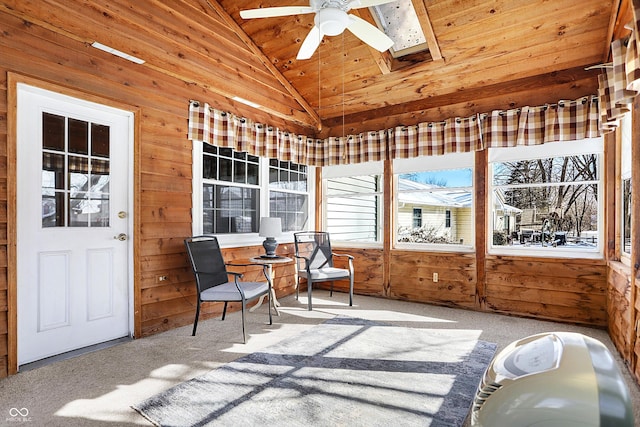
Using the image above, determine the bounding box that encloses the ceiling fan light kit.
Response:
[316,8,349,36]
[240,0,396,59]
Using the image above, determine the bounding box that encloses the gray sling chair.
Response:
[184,235,272,343]
[293,231,354,310]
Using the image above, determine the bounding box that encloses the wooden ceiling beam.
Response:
[413,0,442,61]
[319,65,599,137]
[202,0,322,130]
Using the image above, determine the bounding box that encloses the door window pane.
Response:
[41,113,111,228]
[42,112,65,151]
[91,123,110,157]
[68,118,88,154]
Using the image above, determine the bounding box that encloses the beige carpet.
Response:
[2,290,639,426]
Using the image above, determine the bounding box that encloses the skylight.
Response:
[371,1,428,58]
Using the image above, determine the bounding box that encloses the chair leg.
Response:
[241,300,247,344]
[268,291,273,325]
[349,274,354,306]
[192,300,201,336]
[221,301,228,321]
[308,280,313,311]
[295,278,300,300]
[330,281,334,297]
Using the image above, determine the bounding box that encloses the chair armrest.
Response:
[332,252,354,260]
[226,262,268,281]
[226,271,243,279]
[332,252,354,275]
[294,254,311,265]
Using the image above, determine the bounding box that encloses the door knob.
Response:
[114,233,127,241]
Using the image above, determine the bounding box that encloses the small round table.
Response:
[248,256,293,315]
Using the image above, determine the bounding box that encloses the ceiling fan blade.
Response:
[240,6,314,19]
[348,0,396,10]
[297,26,323,60]
[346,15,394,52]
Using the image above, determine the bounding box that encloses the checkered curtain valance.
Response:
[597,0,640,133]
[188,95,600,166]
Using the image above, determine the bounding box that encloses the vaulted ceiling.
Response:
[1,0,631,137]
[217,0,628,137]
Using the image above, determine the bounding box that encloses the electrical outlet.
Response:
[432,272,438,282]
[158,275,168,282]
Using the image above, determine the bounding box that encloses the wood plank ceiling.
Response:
[1,0,629,137]
[219,0,622,137]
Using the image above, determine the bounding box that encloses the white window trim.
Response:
[393,152,475,252]
[323,161,384,248]
[488,137,605,259]
[191,140,315,248]
[620,113,632,262]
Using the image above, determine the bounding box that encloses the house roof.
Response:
[398,178,469,208]
[398,178,521,213]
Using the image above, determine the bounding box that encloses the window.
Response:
[623,179,632,255]
[323,162,383,244]
[620,114,632,257]
[269,159,309,232]
[394,152,474,249]
[202,145,259,233]
[413,208,422,228]
[193,142,313,245]
[489,138,604,256]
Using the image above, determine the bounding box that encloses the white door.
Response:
[16,84,132,366]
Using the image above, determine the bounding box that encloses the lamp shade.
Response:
[259,217,282,237]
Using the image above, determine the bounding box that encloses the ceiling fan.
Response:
[239,0,396,60]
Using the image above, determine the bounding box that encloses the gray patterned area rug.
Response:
[133,317,497,427]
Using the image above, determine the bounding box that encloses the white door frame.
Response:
[9,78,135,370]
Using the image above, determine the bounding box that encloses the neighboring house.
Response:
[397,179,521,245]
[397,178,472,244]
[492,189,522,236]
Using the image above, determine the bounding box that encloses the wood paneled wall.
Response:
[608,262,632,360]
[0,71,7,376]
[388,251,476,308]
[0,2,636,384]
[485,256,607,325]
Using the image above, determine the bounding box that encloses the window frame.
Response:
[191,141,315,248]
[620,113,632,262]
[393,151,475,252]
[322,161,384,248]
[487,137,604,259]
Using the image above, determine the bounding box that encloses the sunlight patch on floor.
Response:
[55,364,203,424]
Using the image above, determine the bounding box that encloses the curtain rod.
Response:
[585,63,613,70]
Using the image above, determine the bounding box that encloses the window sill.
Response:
[488,246,604,260]
[394,243,475,253]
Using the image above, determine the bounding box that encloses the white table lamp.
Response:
[259,217,282,257]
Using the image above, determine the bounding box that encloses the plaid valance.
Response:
[597,1,640,132]
[188,95,600,166]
